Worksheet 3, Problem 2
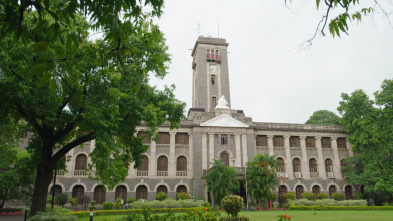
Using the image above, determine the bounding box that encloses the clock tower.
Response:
[191,37,231,112]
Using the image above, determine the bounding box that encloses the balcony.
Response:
[310,172,319,178]
[157,171,168,177]
[74,170,87,177]
[206,54,221,62]
[176,171,188,177]
[137,170,148,177]
[56,169,65,176]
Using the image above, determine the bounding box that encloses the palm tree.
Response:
[246,154,279,209]
[204,159,239,207]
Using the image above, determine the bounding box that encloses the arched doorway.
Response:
[220,152,229,166]
[136,185,148,200]
[94,185,106,204]
[115,185,127,203]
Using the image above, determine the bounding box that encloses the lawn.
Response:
[77,210,393,221]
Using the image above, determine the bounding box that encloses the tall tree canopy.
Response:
[305,110,341,125]
[339,79,393,203]
[0,1,185,216]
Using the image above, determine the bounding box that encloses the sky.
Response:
[150,0,393,124]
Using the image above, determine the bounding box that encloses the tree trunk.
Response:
[29,164,53,217]
[0,190,7,208]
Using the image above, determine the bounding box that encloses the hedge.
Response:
[70,207,202,218]
[289,205,393,210]
[0,208,23,213]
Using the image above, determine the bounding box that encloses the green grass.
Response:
[77,210,393,221]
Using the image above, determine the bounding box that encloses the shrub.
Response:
[317,192,328,200]
[127,197,136,204]
[114,198,123,209]
[290,199,318,206]
[155,192,168,201]
[29,212,77,221]
[196,200,210,207]
[278,195,286,205]
[56,194,68,206]
[332,192,344,201]
[337,200,367,206]
[268,193,277,202]
[103,201,114,210]
[68,197,77,208]
[284,192,295,201]
[163,198,182,208]
[179,199,199,208]
[301,192,315,201]
[354,193,364,200]
[77,195,91,210]
[219,217,250,221]
[88,200,96,211]
[128,201,146,209]
[177,192,192,200]
[147,200,166,209]
[221,195,244,217]
[315,199,337,206]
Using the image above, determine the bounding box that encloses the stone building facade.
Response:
[51,37,356,204]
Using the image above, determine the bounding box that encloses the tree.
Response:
[246,154,279,209]
[305,110,340,125]
[204,160,239,207]
[0,6,185,217]
[338,79,393,204]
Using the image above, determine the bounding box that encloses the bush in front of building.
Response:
[88,200,96,211]
[288,199,367,207]
[301,192,315,201]
[128,198,209,209]
[77,195,91,210]
[354,192,364,200]
[177,192,193,200]
[331,192,345,201]
[103,201,114,210]
[289,205,393,210]
[68,197,77,208]
[28,212,77,221]
[221,195,244,217]
[127,197,136,204]
[317,193,328,200]
[114,198,123,209]
[283,192,295,201]
[268,193,277,202]
[155,192,168,201]
[336,200,367,206]
[56,194,68,207]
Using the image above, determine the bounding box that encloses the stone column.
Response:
[149,139,157,178]
[267,135,274,157]
[284,135,294,179]
[347,140,354,157]
[65,148,74,178]
[331,137,342,179]
[188,133,193,177]
[208,133,215,168]
[202,133,207,170]
[169,132,176,177]
[242,134,248,167]
[315,136,327,179]
[235,133,242,167]
[300,136,310,179]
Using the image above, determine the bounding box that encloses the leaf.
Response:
[30,64,48,76]
[316,0,321,9]
[38,72,51,89]
[30,41,49,53]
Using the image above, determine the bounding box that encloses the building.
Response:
[51,36,356,204]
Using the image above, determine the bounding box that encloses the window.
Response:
[138,155,149,171]
[207,49,210,58]
[337,138,347,149]
[214,134,219,144]
[75,154,87,171]
[296,186,303,199]
[176,185,187,194]
[136,185,148,200]
[72,185,84,202]
[212,96,217,108]
[157,185,168,193]
[290,136,300,147]
[345,186,353,200]
[277,158,285,172]
[309,158,318,172]
[321,137,331,148]
[325,159,333,172]
[94,185,106,204]
[50,185,62,197]
[221,134,228,145]
[329,186,336,199]
[115,185,127,203]
[256,135,267,146]
[312,185,320,200]
[293,158,301,172]
[215,50,219,59]
[273,136,284,147]
[176,156,187,171]
[306,137,315,148]
[137,131,151,144]
[157,132,170,144]
[211,75,216,85]
[229,135,234,145]
[157,156,168,172]
[211,50,214,59]
[175,133,189,145]
[220,152,229,166]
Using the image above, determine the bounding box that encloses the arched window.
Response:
[136,185,148,200]
[312,185,320,199]
[207,49,210,58]
[277,158,285,172]
[115,185,127,203]
[138,155,149,171]
[211,50,214,59]
[157,185,168,193]
[75,154,87,171]
[309,158,318,173]
[176,156,187,171]
[295,186,303,199]
[176,185,187,194]
[94,185,106,204]
[293,158,301,172]
[279,185,287,197]
[157,156,168,171]
[329,186,336,198]
[220,152,229,166]
[345,186,353,200]
[325,159,333,172]
[50,185,62,197]
[72,185,84,203]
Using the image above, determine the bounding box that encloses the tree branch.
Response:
[15,103,44,138]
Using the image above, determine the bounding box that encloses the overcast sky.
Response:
[150,0,393,124]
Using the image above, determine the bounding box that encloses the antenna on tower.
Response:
[218,20,220,38]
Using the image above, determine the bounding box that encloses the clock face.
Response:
[210,65,217,73]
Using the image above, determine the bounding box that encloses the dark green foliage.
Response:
[56,194,68,206]
[219,217,250,221]
[268,193,277,202]
[103,201,114,210]
[301,192,315,201]
[177,192,192,200]
[28,212,77,221]
[317,192,328,200]
[354,193,364,200]
[127,197,137,204]
[204,160,239,206]
[305,110,340,125]
[155,192,168,201]
[88,200,96,211]
[68,197,77,208]
[331,192,344,201]
[284,192,295,201]
[221,195,244,217]
[114,198,123,209]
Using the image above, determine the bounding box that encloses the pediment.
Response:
[200,114,249,128]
